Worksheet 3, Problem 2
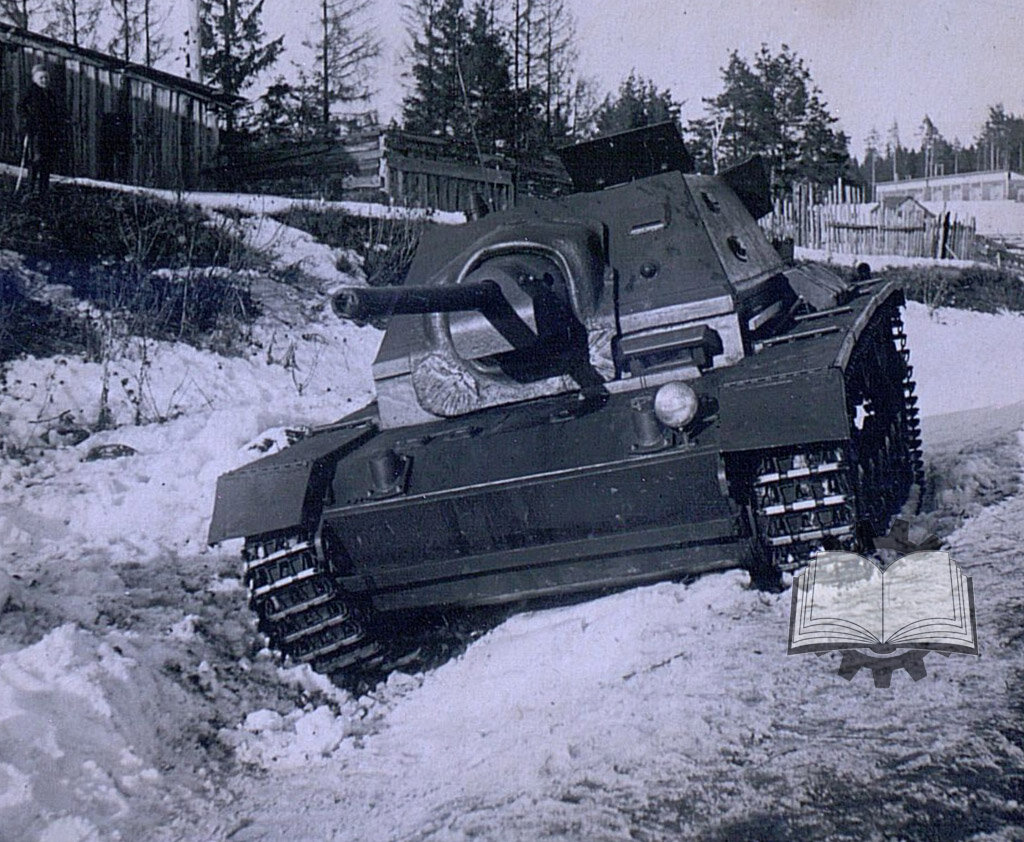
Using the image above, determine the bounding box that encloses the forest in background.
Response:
[3,0,1023,199]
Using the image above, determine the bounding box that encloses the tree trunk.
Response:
[322,0,330,129]
[513,0,520,151]
[123,0,130,60]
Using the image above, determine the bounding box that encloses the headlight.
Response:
[653,381,699,429]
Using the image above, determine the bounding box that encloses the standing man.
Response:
[17,64,63,195]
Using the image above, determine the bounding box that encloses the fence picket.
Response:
[760,185,977,261]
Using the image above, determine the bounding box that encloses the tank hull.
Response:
[323,435,743,611]
[212,284,915,624]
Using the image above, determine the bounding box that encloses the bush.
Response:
[273,206,426,287]
[0,282,98,361]
[870,265,1024,314]
[0,183,254,270]
[0,180,262,355]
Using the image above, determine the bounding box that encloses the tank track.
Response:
[750,298,924,572]
[242,532,381,675]
[752,443,857,571]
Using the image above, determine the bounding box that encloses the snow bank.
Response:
[0,213,383,563]
[214,549,1011,841]
[902,300,1024,418]
[794,246,989,272]
[0,329,380,562]
[0,625,166,842]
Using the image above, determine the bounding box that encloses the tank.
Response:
[208,123,923,679]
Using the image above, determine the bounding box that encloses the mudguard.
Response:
[207,422,376,544]
[718,367,849,452]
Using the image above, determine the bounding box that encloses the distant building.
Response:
[876,170,1024,203]
[0,24,240,189]
[872,195,935,222]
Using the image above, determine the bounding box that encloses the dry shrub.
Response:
[0,182,262,357]
[273,205,427,286]
[870,265,1024,313]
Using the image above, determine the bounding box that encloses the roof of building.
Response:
[873,195,935,216]
[0,23,244,107]
[876,169,1024,191]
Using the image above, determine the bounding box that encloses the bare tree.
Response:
[492,0,579,150]
[535,0,576,136]
[0,0,45,29]
[107,0,171,66]
[42,0,104,48]
[304,0,381,130]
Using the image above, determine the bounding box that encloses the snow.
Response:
[0,625,165,842]
[795,245,991,272]
[902,300,1024,417]
[0,163,468,226]
[920,200,1024,237]
[2,189,1024,840]
[0,211,383,566]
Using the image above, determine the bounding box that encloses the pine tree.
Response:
[887,120,901,180]
[688,44,848,195]
[459,1,514,155]
[975,104,1024,171]
[401,0,439,135]
[918,115,941,177]
[201,0,284,123]
[252,74,322,140]
[593,71,682,136]
[402,0,515,154]
[403,0,464,138]
[864,127,880,195]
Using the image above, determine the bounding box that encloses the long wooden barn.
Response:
[0,24,238,189]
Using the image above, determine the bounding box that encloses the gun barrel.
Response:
[332,280,505,321]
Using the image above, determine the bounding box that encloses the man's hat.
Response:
[31,63,47,75]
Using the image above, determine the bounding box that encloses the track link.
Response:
[243,532,381,675]
[753,444,858,571]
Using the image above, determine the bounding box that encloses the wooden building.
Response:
[0,24,238,189]
[876,170,1024,203]
[871,195,934,223]
[210,128,573,212]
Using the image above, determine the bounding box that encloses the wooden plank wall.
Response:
[383,148,513,212]
[206,123,576,208]
[0,32,221,189]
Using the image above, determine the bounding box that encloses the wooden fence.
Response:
[381,131,516,211]
[209,128,572,211]
[974,235,1024,273]
[762,192,978,260]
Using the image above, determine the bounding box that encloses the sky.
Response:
[160,0,1024,159]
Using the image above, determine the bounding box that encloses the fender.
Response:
[207,421,376,544]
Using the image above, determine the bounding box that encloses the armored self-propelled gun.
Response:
[208,123,923,678]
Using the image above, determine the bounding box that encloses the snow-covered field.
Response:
[2,202,1023,842]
